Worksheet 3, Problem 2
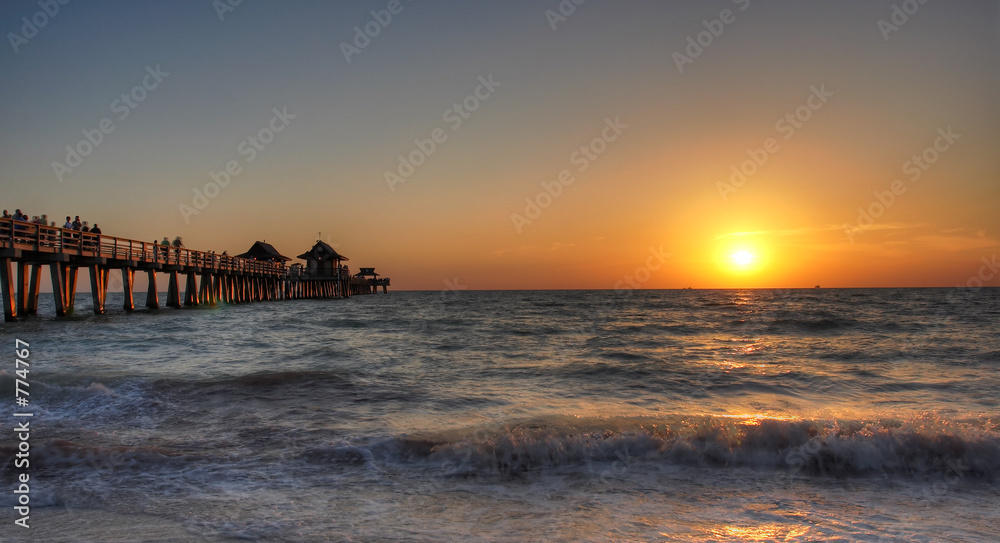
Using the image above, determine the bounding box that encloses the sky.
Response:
[2,0,998,290]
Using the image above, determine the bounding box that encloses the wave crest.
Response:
[340,415,1000,480]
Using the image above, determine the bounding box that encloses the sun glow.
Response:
[731,251,755,266]
[714,235,770,281]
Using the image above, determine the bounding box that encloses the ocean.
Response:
[1,288,999,542]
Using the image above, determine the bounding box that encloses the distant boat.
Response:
[814,285,821,288]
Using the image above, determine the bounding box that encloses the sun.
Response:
[731,250,755,266]
[715,234,769,278]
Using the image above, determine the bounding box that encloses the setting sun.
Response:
[731,250,755,266]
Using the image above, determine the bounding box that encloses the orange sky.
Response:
[3,1,998,290]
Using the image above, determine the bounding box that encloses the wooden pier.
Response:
[0,218,389,322]
[351,268,390,295]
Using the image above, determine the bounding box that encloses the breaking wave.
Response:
[308,414,1000,480]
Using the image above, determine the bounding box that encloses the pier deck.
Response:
[0,218,387,322]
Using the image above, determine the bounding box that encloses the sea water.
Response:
[1,288,998,541]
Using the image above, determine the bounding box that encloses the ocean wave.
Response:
[1,439,191,474]
[765,317,855,332]
[154,369,357,390]
[322,318,369,329]
[8,414,998,491]
[319,415,1000,481]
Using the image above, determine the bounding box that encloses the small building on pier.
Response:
[237,241,290,263]
[296,240,348,277]
[284,240,351,299]
[351,267,390,295]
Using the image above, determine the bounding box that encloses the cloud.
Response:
[716,223,920,240]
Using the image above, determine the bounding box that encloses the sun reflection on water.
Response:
[710,523,810,540]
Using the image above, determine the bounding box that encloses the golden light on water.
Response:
[711,413,803,425]
[711,524,810,540]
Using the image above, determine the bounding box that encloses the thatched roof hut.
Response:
[236,241,291,262]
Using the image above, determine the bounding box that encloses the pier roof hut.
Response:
[236,241,291,262]
[296,240,349,277]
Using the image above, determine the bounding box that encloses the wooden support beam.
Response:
[50,263,66,317]
[212,275,221,304]
[16,261,29,315]
[65,266,79,314]
[167,271,181,308]
[123,268,135,311]
[198,273,208,305]
[26,264,40,314]
[1,258,16,322]
[90,265,106,315]
[184,272,197,306]
[146,270,159,309]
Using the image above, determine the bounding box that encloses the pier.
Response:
[0,218,389,322]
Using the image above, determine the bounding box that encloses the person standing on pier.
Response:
[72,216,82,230]
[80,221,91,250]
[172,236,183,263]
[91,223,102,252]
[158,237,169,263]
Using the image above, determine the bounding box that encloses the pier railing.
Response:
[0,218,284,276]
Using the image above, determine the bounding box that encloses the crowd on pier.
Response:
[3,209,102,235]
[3,209,194,261]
